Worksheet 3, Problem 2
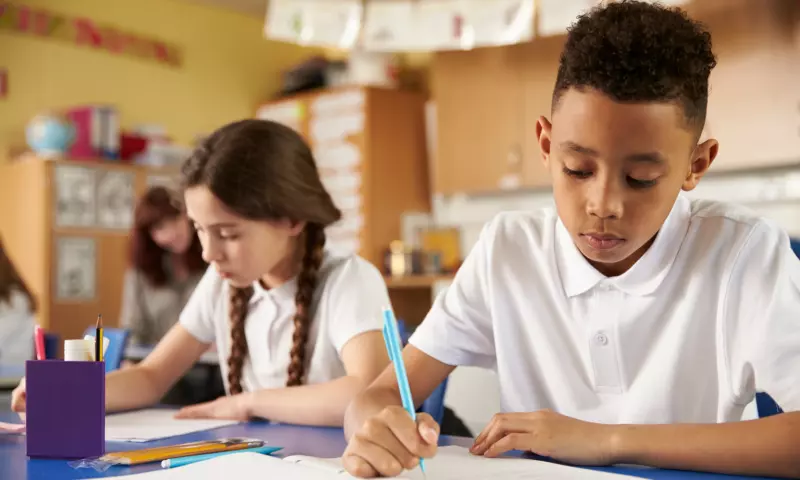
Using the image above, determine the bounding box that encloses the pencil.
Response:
[95,314,103,362]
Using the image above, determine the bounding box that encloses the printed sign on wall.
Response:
[0,2,182,67]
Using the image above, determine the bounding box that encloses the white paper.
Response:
[84,446,637,480]
[96,170,134,229]
[255,100,305,134]
[538,0,598,37]
[56,237,96,301]
[105,409,239,442]
[310,89,364,117]
[285,446,639,479]
[310,114,364,145]
[54,165,96,227]
[264,0,362,49]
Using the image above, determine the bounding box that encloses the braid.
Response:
[227,285,253,395]
[286,224,326,387]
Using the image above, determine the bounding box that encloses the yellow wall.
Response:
[0,0,322,161]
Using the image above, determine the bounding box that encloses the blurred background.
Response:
[0,0,798,431]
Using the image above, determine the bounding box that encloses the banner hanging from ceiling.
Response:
[264,0,362,49]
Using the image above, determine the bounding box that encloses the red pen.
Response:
[34,325,45,360]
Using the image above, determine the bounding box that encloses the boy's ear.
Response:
[536,116,553,169]
[682,138,719,191]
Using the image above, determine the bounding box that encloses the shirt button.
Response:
[594,332,609,346]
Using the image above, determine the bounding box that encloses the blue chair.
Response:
[755,393,783,418]
[791,238,800,259]
[396,319,449,425]
[83,326,130,373]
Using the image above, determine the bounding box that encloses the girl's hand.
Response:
[174,394,251,421]
[470,410,618,466]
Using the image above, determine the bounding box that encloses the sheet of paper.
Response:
[0,421,25,434]
[105,409,239,442]
[288,446,639,479]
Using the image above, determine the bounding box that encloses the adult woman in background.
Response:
[0,237,36,364]
[121,186,206,346]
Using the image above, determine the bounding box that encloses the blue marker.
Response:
[383,307,427,476]
[161,445,283,469]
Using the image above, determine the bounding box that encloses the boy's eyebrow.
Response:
[561,141,665,164]
[561,141,599,157]
[625,152,665,164]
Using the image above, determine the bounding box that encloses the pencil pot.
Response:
[25,360,105,459]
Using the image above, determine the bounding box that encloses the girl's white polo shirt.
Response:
[410,194,800,423]
[180,252,389,394]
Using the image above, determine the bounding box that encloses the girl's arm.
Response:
[105,324,209,412]
[177,330,392,427]
[118,270,150,345]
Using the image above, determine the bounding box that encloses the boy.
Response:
[343,1,800,478]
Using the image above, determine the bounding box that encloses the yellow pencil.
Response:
[95,314,103,362]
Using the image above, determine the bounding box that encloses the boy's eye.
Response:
[627,177,658,189]
[562,166,592,179]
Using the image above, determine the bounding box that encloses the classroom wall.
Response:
[0,0,322,160]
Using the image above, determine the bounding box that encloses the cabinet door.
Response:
[521,37,565,188]
[703,1,800,171]
[432,45,527,195]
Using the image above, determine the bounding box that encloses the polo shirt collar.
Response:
[556,193,691,297]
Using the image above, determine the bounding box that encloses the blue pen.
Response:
[160,445,283,468]
[382,307,427,476]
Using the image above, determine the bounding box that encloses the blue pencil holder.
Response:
[25,360,106,459]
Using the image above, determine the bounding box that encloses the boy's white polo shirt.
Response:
[410,194,800,424]
[180,252,389,394]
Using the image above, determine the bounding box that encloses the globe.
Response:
[25,114,75,159]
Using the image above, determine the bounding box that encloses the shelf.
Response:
[384,274,454,289]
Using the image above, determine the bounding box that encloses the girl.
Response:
[0,237,37,364]
[121,185,206,347]
[13,119,391,426]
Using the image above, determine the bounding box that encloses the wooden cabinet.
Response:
[431,39,563,196]
[432,45,527,195]
[430,0,799,195]
[257,87,433,325]
[0,158,176,343]
[701,0,800,172]
[256,86,431,271]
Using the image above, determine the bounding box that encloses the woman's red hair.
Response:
[129,186,205,287]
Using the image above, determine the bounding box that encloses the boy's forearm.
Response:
[611,412,800,479]
[344,386,403,440]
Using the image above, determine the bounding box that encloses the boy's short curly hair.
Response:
[553,0,717,133]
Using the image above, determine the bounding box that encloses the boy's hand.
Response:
[343,406,440,478]
[470,410,618,466]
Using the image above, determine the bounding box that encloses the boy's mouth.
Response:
[580,233,625,251]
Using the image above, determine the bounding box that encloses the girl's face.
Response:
[184,186,304,288]
[149,214,193,254]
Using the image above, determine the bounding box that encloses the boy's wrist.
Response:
[606,424,638,465]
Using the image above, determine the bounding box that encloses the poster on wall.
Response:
[265,0,362,49]
[54,165,96,228]
[362,0,534,52]
[96,170,134,230]
[56,237,96,301]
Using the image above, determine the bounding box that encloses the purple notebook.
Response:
[26,360,105,459]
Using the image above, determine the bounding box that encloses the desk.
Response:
[0,363,24,391]
[0,412,780,480]
[124,345,219,366]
